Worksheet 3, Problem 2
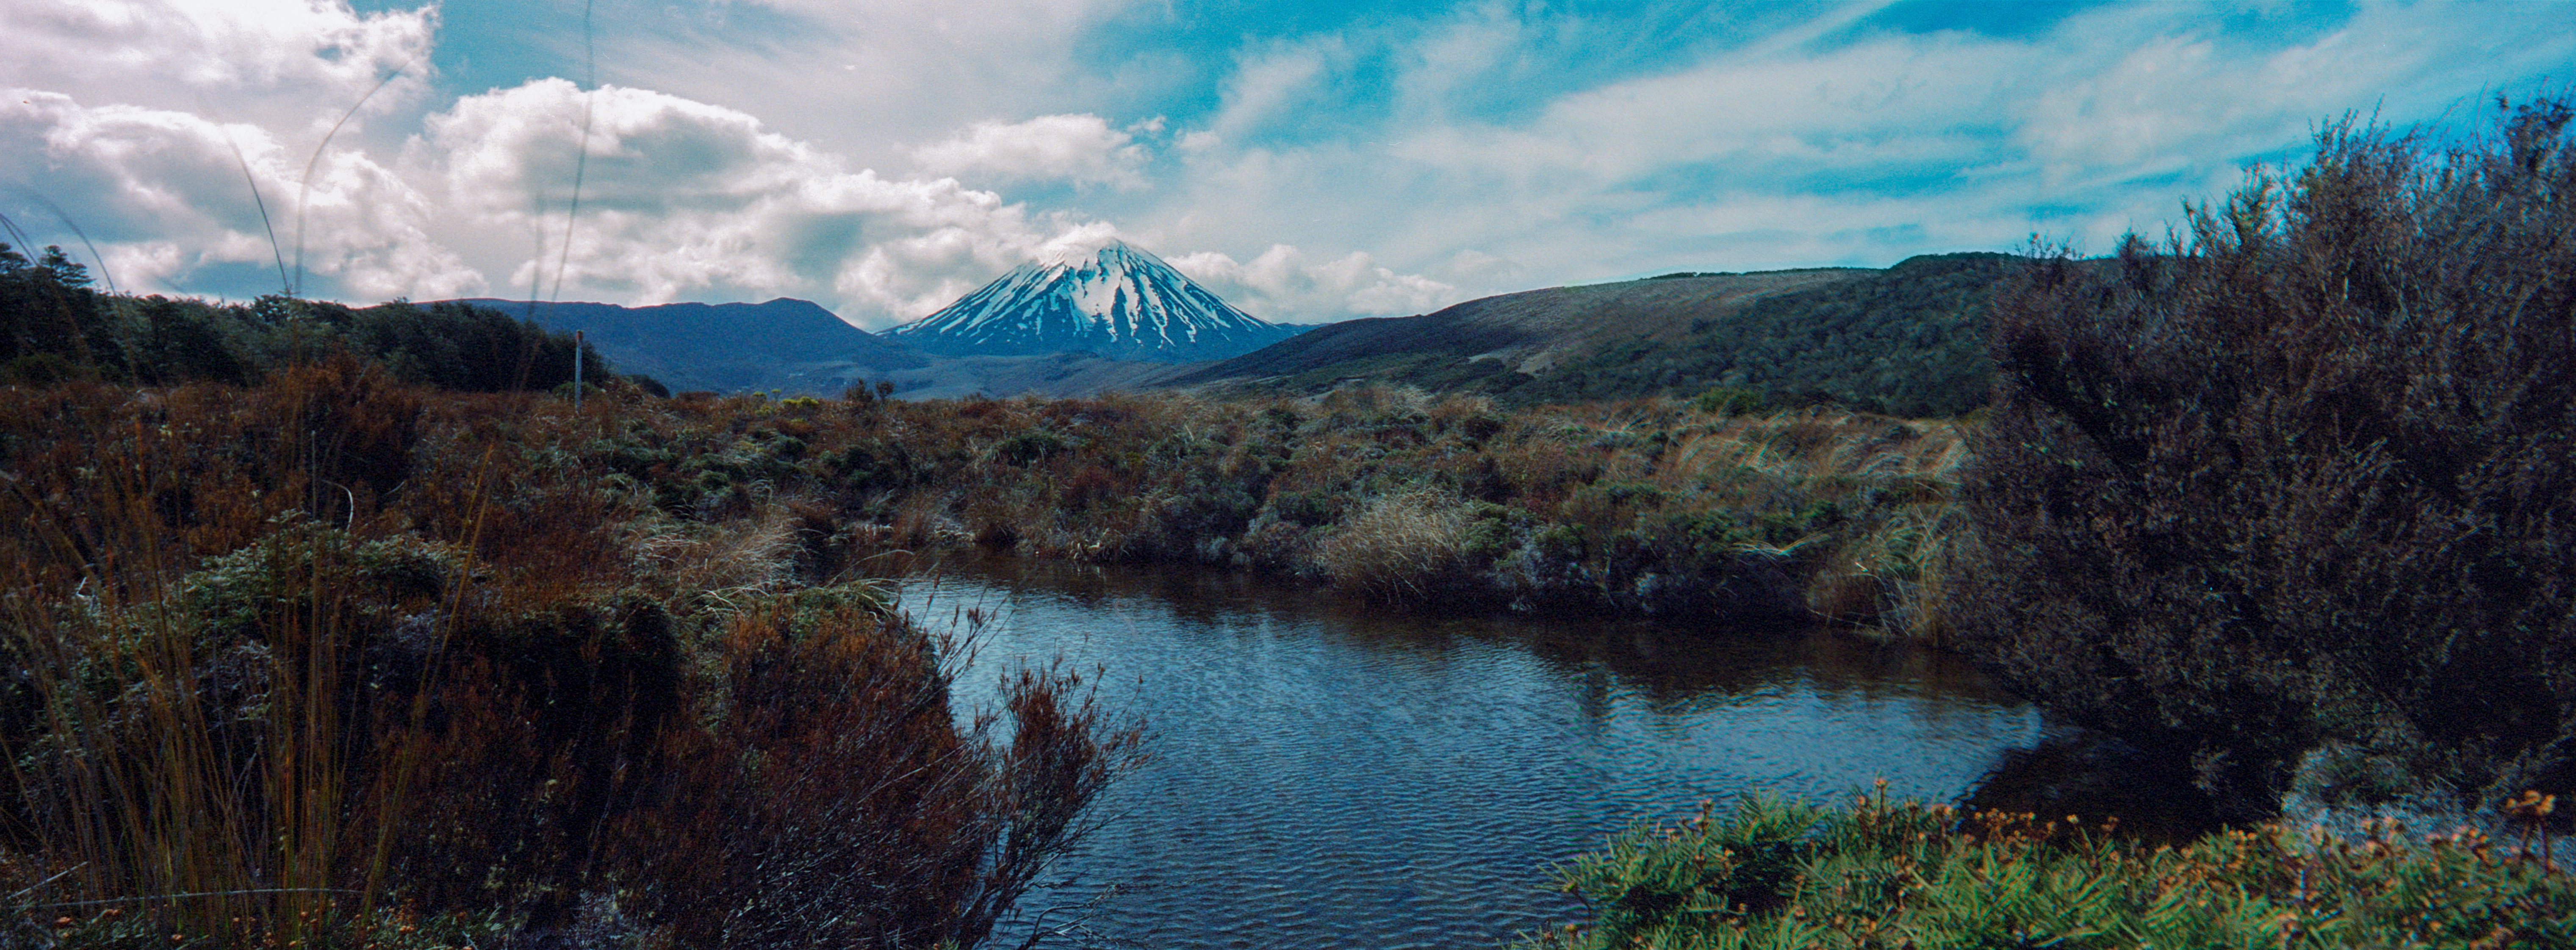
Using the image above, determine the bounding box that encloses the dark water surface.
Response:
[900,558,2042,950]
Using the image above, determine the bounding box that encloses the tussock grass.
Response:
[1314,489,1478,600]
[0,361,483,947]
[626,495,808,610]
[0,363,1141,947]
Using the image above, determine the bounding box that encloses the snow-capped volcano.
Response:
[885,241,1303,362]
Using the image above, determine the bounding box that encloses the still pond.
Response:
[901,557,2043,950]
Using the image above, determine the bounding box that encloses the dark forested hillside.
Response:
[0,250,615,393]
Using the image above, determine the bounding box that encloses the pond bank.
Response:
[762,387,1978,636]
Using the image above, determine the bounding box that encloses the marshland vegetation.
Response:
[1,232,1980,949]
[1,97,2572,947]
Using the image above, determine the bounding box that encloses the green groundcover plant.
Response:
[1525,787,2575,950]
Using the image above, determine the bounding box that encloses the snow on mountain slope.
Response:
[885,240,1304,362]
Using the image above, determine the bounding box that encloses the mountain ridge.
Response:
[451,296,924,394]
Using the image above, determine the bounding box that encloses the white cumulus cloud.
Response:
[912,114,1152,190]
[1167,244,1457,323]
[423,79,1123,326]
[0,0,435,133]
[1,89,476,300]
[0,0,462,300]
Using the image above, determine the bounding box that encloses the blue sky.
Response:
[4,0,2572,328]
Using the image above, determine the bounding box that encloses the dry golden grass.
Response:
[1314,488,1478,600]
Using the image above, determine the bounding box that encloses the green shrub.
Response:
[994,428,1074,465]
[1269,489,1345,527]
[1527,792,2576,950]
[1532,523,1588,564]
[1690,386,1767,417]
[826,439,918,494]
[2,351,85,386]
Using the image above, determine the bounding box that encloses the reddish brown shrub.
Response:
[605,590,1137,949]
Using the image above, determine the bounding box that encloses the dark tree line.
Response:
[0,248,636,393]
[1956,99,2576,822]
[0,244,115,381]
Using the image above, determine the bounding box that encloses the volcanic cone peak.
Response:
[884,240,1301,362]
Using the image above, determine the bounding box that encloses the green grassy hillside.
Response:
[1166,255,2006,418]
[1509,253,2008,416]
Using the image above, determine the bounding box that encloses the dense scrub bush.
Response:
[1955,100,2576,822]
[590,589,1130,950]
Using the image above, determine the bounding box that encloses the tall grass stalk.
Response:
[4,386,357,940]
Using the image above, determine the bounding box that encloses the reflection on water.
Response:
[899,556,2042,950]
